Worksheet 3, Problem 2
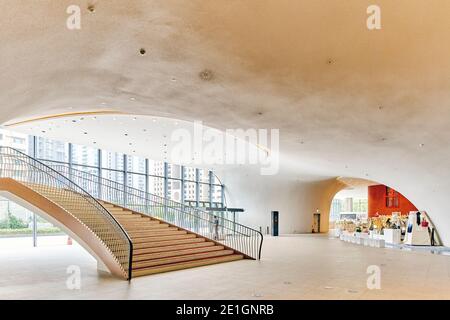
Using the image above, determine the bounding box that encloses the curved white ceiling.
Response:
[7,113,269,173]
[1,1,450,243]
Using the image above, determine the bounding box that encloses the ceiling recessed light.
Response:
[87,5,95,13]
[199,69,214,81]
[152,119,156,122]
[419,143,425,147]
[83,132,88,135]
[139,48,146,55]
[130,97,136,101]
[124,133,128,136]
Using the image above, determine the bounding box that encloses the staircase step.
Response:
[133,254,244,276]
[130,230,187,239]
[132,234,197,244]
[133,249,235,269]
[133,245,225,262]
[128,226,179,234]
[113,211,146,216]
[114,216,151,222]
[124,224,170,231]
[120,220,161,226]
[107,203,132,213]
[133,237,206,249]
[133,241,214,255]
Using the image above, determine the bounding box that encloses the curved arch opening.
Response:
[327,178,442,247]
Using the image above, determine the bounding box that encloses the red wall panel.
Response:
[368,185,417,217]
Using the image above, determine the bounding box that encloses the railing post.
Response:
[123,154,127,207]
[32,213,37,247]
[145,159,149,214]
[97,149,102,199]
[164,162,168,218]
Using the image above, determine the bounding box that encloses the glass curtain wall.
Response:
[0,129,226,247]
[0,129,225,208]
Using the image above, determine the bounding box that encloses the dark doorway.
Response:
[312,213,321,233]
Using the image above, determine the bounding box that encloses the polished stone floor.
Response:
[0,234,449,300]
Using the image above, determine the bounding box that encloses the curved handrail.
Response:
[46,162,263,259]
[0,147,133,279]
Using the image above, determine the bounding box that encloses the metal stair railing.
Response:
[0,147,133,279]
[45,162,263,260]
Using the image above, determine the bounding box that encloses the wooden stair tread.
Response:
[133,254,244,277]
[119,220,161,226]
[133,245,225,261]
[128,226,178,234]
[133,241,215,255]
[132,234,196,243]
[133,237,206,249]
[133,249,235,269]
[123,224,170,230]
[130,230,187,238]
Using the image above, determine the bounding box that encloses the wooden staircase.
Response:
[0,147,260,281]
[98,201,245,277]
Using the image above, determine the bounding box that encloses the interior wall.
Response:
[368,184,418,217]
[217,167,347,234]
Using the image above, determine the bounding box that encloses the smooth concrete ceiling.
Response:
[8,113,266,172]
[1,1,450,242]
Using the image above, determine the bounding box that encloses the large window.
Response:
[36,137,68,162]
[0,130,226,249]
[148,176,165,198]
[71,144,99,167]
[0,129,30,154]
[1,131,225,207]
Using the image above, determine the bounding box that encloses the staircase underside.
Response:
[98,201,245,277]
[0,178,245,279]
